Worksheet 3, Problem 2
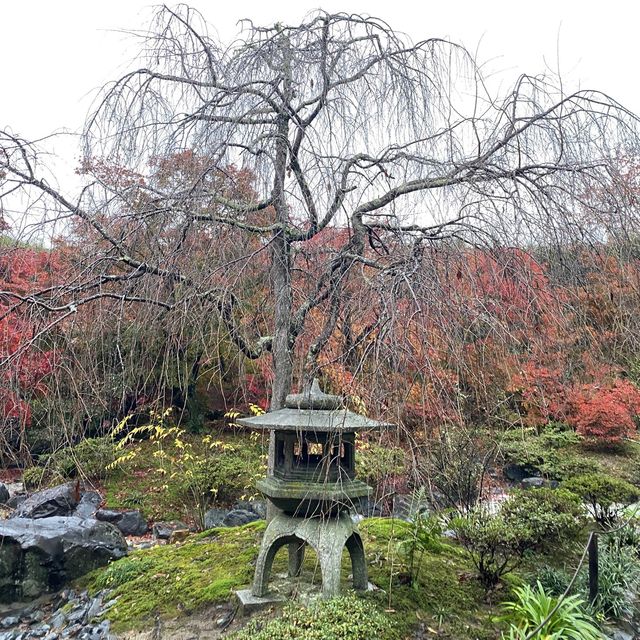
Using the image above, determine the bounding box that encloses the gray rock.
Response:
[222,509,259,527]
[66,605,87,625]
[95,510,147,537]
[203,508,227,529]
[152,521,189,540]
[61,623,82,637]
[504,463,541,483]
[0,617,18,629]
[49,612,66,630]
[0,485,10,505]
[0,517,127,602]
[233,500,267,519]
[73,493,101,520]
[29,611,44,623]
[85,597,102,622]
[521,477,545,489]
[6,495,26,510]
[115,511,147,536]
[12,484,79,520]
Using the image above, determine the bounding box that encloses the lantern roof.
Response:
[236,379,393,432]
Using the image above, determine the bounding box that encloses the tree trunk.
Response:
[270,226,292,412]
[266,40,294,522]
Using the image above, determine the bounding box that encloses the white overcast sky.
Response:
[1,0,639,191]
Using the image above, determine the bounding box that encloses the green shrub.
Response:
[29,436,116,485]
[176,449,264,528]
[501,488,585,542]
[563,473,640,527]
[501,581,603,640]
[22,465,64,489]
[57,437,116,479]
[357,441,406,488]
[453,509,523,589]
[502,424,602,481]
[228,593,399,640]
[453,489,584,589]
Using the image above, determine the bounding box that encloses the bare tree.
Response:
[2,6,640,427]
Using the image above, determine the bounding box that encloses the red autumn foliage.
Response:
[567,378,640,444]
[509,361,569,426]
[0,246,60,428]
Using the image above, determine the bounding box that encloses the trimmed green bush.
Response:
[453,489,584,588]
[502,424,602,481]
[563,473,640,527]
[501,488,585,541]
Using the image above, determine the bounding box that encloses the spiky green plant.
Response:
[501,581,603,640]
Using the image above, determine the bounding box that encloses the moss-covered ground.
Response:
[81,521,266,631]
[81,517,510,638]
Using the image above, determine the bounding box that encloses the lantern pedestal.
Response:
[251,512,367,599]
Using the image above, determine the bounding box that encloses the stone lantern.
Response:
[236,379,391,601]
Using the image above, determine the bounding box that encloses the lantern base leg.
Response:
[251,512,368,599]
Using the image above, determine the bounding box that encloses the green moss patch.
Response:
[83,517,508,637]
[82,521,265,631]
[360,518,499,639]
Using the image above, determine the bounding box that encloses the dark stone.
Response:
[114,512,147,537]
[504,463,541,483]
[233,500,267,519]
[0,617,18,629]
[152,521,189,540]
[521,477,545,489]
[203,508,227,530]
[12,484,79,520]
[6,495,25,510]
[73,493,101,520]
[0,516,127,602]
[0,485,9,505]
[66,604,88,625]
[92,510,120,525]
[95,510,147,536]
[222,509,259,527]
